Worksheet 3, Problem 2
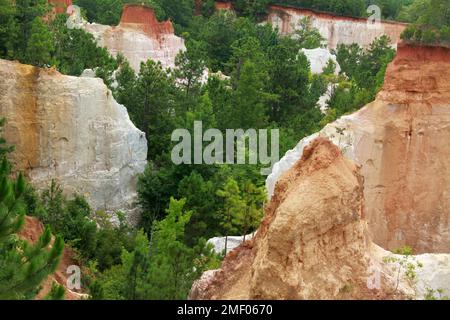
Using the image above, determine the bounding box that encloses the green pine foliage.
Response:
[400,0,450,45]
[44,283,66,300]
[0,118,65,300]
[321,35,396,124]
[96,198,220,300]
[0,0,118,80]
[0,118,14,157]
[0,158,64,299]
[25,16,55,67]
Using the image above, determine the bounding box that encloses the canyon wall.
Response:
[266,5,407,49]
[214,2,406,48]
[68,4,186,72]
[0,59,147,223]
[267,43,450,254]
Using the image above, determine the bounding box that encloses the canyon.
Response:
[18,1,449,300]
[191,43,450,299]
[0,59,147,223]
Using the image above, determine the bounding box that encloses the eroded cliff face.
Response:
[267,43,450,254]
[191,138,397,299]
[68,4,186,72]
[267,5,406,49]
[0,59,147,223]
[214,2,406,48]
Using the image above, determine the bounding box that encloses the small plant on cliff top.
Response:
[383,246,423,297]
[424,288,450,300]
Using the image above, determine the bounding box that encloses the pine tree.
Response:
[25,17,55,67]
[97,198,219,300]
[114,55,137,106]
[134,59,176,159]
[0,0,17,59]
[174,39,206,101]
[0,157,64,299]
[239,181,266,241]
[232,59,269,129]
[44,283,66,300]
[216,178,246,255]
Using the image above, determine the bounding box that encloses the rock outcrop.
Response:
[301,48,341,75]
[191,138,396,299]
[300,48,340,113]
[266,5,407,49]
[0,59,147,223]
[68,4,186,72]
[215,1,233,11]
[267,43,450,254]
[207,233,256,254]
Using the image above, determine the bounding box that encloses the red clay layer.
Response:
[119,4,174,37]
[215,1,233,10]
[268,4,408,26]
[395,42,450,63]
[213,1,408,27]
[48,0,72,14]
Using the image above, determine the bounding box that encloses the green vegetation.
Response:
[424,288,450,300]
[383,246,423,297]
[0,0,118,78]
[94,199,220,300]
[400,0,450,45]
[323,35,395,124]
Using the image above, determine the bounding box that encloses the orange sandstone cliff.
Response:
[48,0,72,14]
[119,4,175,38]
[267,43,450,255]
